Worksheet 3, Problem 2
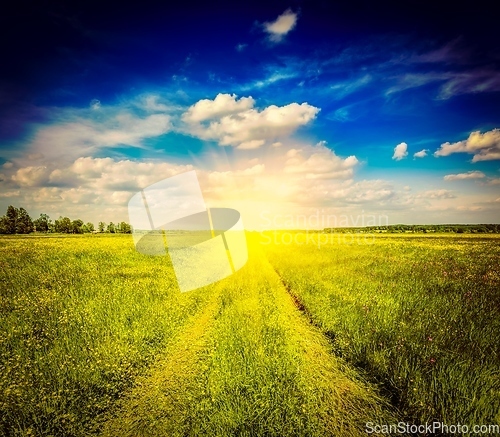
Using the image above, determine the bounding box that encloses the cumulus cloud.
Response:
[413,149,428,158]
[182,94,319,148]
[67,157,193,191]
[182,93,255,123]
[284,142,358,180]
[3,138,365,226]
[392,142,408,161]
[4,143,492,228]
[11,166,49,187]
[443,171,486,181]
[8,157,194,192]
[263,9,298,42]
[434,129,500,162]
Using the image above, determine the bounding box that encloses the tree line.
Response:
[0,205,132,234]
[324,224,500,234]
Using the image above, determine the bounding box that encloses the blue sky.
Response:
[0,1,499,228]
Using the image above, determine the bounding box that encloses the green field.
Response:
[1,233,499,436]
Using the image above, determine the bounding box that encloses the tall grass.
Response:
[102,238,397,436]
[0,234,213,436]
[1,234,397,436]
[2,232,498,435]
[262,232,500,427]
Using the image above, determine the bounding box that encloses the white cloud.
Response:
[140,95,170,112]
[6,142,357,227]
[434,129,500,162]
[3,145,497,228]
[334,179,395,204]
[236,43,247,52]
[7,156,194,193]
[0,190,20,198]
[413,149,428,158]
[456,205,484,212]
[12,166,49,187]
[386,69,500,100]
[437,69,500,100]
[416,189,456,199]
[27,153,44,161]
[386,73,447,95]
[330,75,372,99]
[90,99,101,110]
[485,178,500,186]
[237,140,266,150]
[443,171,486,181]
[330,107,351,122]
[248,72,297,89]
[284,141,358,179]
[182,93,255,123]
[17,110,172,166]
[182,94,319,148]
[392,142,408,161]
[5,90,498,227]
[263,9,298,42]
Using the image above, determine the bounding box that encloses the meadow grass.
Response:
[1,232,499,435]
[101,239,396,436]
[1,233,397,436]
[261,231,500,427]
[0,234,214,436]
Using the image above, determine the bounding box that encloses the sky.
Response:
[0,0,499,229]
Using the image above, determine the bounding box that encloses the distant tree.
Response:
[71,219,84,234]
[98,221,106,233]
[5,205,18,234]
[16,208,34,234]
[55,216,72,233]
[0,215,8,234]
[117,221,131,233]
[33,213,51,232]
[0,206,33,234]
[84,222,95,233]
[107,222,115,233]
